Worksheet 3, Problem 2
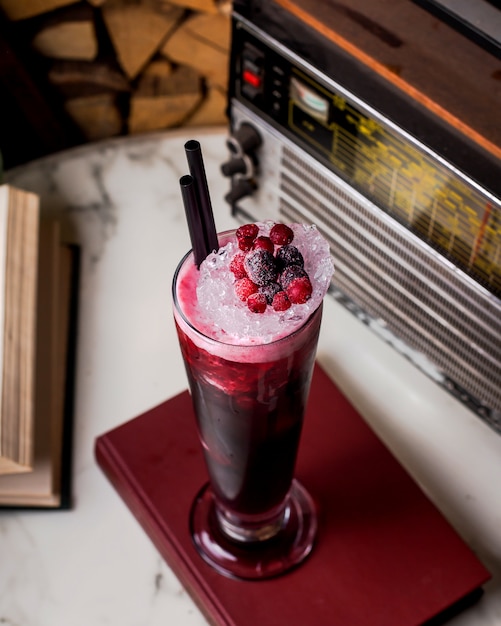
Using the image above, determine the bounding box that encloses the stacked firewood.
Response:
[0,0,231,141]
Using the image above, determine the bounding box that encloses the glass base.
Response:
[190,480,318,580]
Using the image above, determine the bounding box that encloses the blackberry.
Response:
[244,249,278,286]
[276,245,304,271]
[259,281,282,304]
[280,264,308,290]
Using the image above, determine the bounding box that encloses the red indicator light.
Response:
[243,69,262,89]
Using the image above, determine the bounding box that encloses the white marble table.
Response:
[2,128,501,625]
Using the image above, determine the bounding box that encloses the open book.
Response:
[0,184,39,475]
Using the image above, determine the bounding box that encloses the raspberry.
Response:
[286,276,312,304]
[238,236,255,252]
[234,277,258,301]
[236,223,259,251]
[244,249,278,286]
[252,235,274,253]
[259,281,281,304]
[229,252,247,279]
[280,264,308,290]
[276,245,304,271]
[236,223,259,241]
[247,292,267,313]
[272,291,291,311]
[270,223,294,246]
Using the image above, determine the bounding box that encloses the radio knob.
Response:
[221,156,250,177]
[224,178,257,204]
[226,123,262,155]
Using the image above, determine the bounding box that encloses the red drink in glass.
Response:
[172,226,331,579]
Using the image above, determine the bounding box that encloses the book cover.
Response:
[95,364,490,626]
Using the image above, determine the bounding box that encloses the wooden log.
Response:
[129,63,202,133]
[0,0,77,21]
[129,92,201,133]
[136,58,197,95]
[217,1,232,17]
[47,60,130,97]
[167,0,218,13]
[32,21,98,61]
[133,56,174,93]
[183,11,231,52]
[185,84,227,127]
[102,0,184,80]
[64,93,123,140]
[161,13,230,89]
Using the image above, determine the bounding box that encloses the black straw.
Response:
[184,140,219,256]
[180,174,207,268]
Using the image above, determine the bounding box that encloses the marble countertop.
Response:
[2,128,501,625]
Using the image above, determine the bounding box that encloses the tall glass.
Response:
[172,233,323,580]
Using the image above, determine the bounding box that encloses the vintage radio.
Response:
[221,0,501,432]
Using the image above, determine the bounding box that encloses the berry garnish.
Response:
[253,235,274,253]
[236,223,259,241]
[247,292,267,313]
[279,264,308,290]
[276,245,304,270]
[270,223,294,246]
[272,291,291,311]
[234,277,258,301]
[238,236,255,251]
[259,281,282,304]
[227,222,319,314]
[286,276,312,304]
[236,223,259,251]
[229,252,247,279]
[244,249,278,286]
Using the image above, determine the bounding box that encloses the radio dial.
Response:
[221,155,252,177]
[223,123,262,206]
[224,178,257,204]
[226,123,262,156]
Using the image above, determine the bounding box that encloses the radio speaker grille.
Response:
[279,146,501,432]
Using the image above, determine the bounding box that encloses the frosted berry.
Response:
[270,223,294,246]
[238,236,255,251]
[244,249,278,286]
[229,252,247,279]
[247,292,267,313]
[259,281,282,304]
[272,291,291,311]
[286,276,312,304]
[236,223,259,251]
[276,245,304,270]
[234,277,258,301]
[236,223,259,241]
[280,264,308,290]
[253,235,274,253]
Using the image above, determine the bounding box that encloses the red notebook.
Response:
[95,364,490,626]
